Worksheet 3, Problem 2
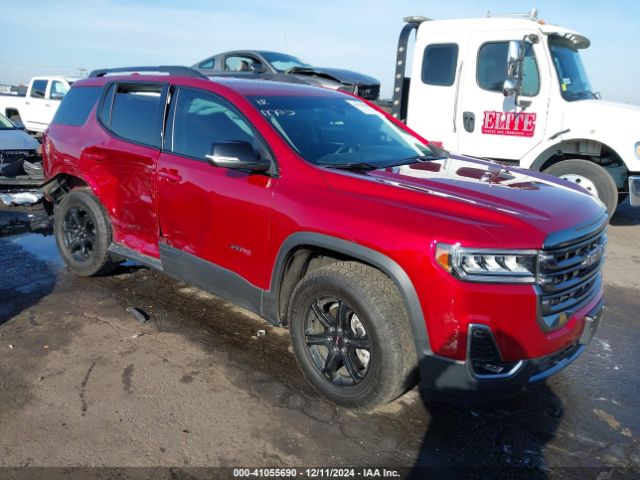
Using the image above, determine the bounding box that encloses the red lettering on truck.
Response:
[482,111,537,137]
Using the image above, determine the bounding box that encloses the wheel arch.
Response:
[264,232,431,358]
[529,138,627,189]
[41,172,94,214]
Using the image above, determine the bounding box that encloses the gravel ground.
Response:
[0,202,638,479]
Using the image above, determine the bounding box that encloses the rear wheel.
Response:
[54,190,118,276]
[544,160,618,218]
[288,261,417,409]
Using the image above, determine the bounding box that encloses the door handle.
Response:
[463,111,475,133]
[25,101,31,105]
[158,169,182,183]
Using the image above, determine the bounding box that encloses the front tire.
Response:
[288,261,417,409]
[544,160,618,218]
[54,190,118,276]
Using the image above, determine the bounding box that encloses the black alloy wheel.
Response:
[304,296,371,386]
[62,207,97,262]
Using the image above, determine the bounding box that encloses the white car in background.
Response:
[0,76,78,133]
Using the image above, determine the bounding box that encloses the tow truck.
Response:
[390,9,640,216]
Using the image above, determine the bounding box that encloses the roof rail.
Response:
[88,66,208,79]
[486,8,538,21]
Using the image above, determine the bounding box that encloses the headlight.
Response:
[635,141,640,160]
[435,243,537,283]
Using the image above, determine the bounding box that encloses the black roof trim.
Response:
[89,66,207,79]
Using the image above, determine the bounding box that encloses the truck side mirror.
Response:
[503,40,521,97]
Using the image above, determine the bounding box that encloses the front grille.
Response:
[537,230,606,328]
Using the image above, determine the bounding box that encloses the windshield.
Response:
[260,53,310,72]
[0,113,16,130]
[549,37,595,101]
[249,95,442,168]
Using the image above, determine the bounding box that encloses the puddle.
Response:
[9,233,64,266]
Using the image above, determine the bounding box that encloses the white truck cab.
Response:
[391,10,640,216]
[0,76,77,133]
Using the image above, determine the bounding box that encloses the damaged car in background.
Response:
[192,50,381,100]
[0,112,43,184]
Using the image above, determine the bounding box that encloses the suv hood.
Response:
[288,66,379,86]
[322,155,606,246]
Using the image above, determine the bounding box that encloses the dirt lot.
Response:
[0,202,638,479]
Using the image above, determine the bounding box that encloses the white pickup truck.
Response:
[390,9,640,216]
[0,76,77,133]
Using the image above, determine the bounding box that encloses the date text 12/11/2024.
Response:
[232,467,401,478]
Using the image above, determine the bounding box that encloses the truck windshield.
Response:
[249,95,443,168]
[261,53,310,72]
[549,37,596,101]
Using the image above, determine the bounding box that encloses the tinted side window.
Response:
[421,44,458,86]
[110,84,164,147]
[224,56,262,72]
[50,81,69,98]
[199,58,215,69]
[477,42,540,96]
[52,86,101,126]
[30,80,47,98]
[169,88,259,160]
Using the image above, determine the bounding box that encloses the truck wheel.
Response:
[544,160,618,217]
[288,261,417,409]
[54,190,119,276]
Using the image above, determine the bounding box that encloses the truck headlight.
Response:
[635,141,640,160]
[436,243,537,283]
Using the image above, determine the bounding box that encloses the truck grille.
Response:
[537,230,606,330]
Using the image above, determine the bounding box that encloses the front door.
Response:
[156,86,277,290]
[455,32,550,161]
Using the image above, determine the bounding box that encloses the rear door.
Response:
[406,29,467,150]
[156,86,277,291]
[455,31,550,160]
[92,81,168,257]
[23,79,50,128]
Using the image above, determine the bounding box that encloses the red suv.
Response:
[42,66,607,408]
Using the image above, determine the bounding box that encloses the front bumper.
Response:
[629,175,640,207]
[419,300,604,403]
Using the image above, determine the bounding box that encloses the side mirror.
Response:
[503,78,518,97]
[206,141,271,172]
[503,40,521,98]
[50,92,65,100]
[250,63,267,73]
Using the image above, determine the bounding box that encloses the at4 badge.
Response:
[482,111,537,137]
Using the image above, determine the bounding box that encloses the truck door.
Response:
[23,79,50,130]
[406,31,467,150]
[455,32,550,161]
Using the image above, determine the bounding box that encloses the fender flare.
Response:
[264,232,432,359]
[528,138,624,172]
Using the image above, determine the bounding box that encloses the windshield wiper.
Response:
[386,154,447,167]
[321,162,379,171]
